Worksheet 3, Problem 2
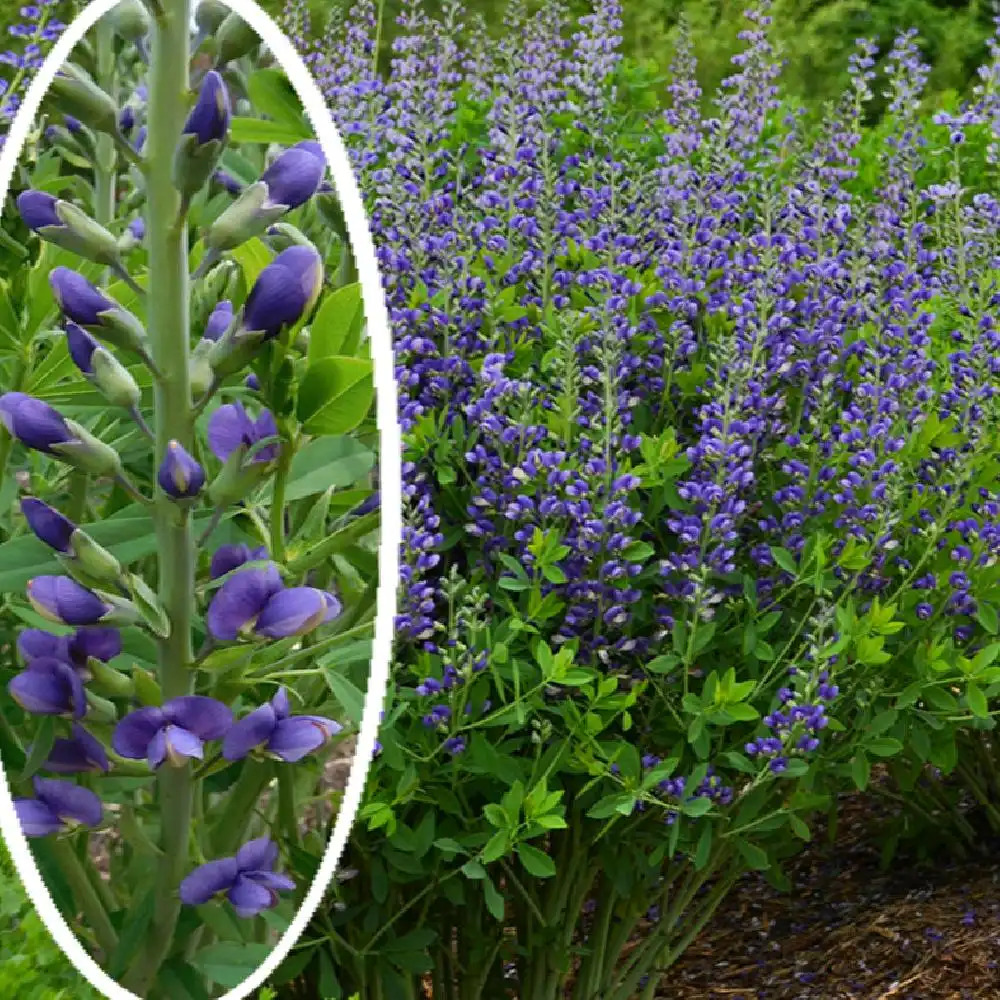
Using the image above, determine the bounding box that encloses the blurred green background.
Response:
[1,0,998,112]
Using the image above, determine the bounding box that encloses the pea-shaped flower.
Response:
[210,542,268,579]
[21,497,74,552]
[14,777,103,837]
[202,299,234,342]
[212,169,243,195]
[0,392,122,477]
[223,687,341,762]
[158,440,205,499]
[112,696,233,769]
[27,576,111,626]
[173,70,231,198]
[41,723,110,774]
[66,323,142,410]
[180,837,294,917]
[255,587,341,638]
[206,404,280,507]
[203,142,326,253]
[205,562,283,640]
[19,626,122,674]
[50,268,149,359]
[17,190,121,266]
[207,402,279,464]
[8,656,87,718]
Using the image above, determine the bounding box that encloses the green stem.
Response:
[210,758,274,856]
[47,837,118,959]
[269,437,294,562]
[121,1,193,994]
[93,19,117,237]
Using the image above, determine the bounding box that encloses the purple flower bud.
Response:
[27,576,110,625]
[352,492,380,517]
[203,299,233,342]
[112,695,233,769]
[50,267,115,325]
[245,373,260,391]
[210,543,269,580]
[14,777,103,837]
[134,126,146,152]
[127,217,144,240]
[65,323,100,374]
[64,115,82,134]
[260,141,326,209]
[179,837,294,917]
[254,587,340,638]
[119,105,135,134]
[8,657,87,718]
[41,724,109,773]
[207,402,278,463]
[157,440,205,499]
[206,563,283,640]
[17,189,60,229]
[21,497,75,552]
[222,687,341,762]
[242,245,323,338]
[0,392,74,453]
[183,70,230,144]
[212,169,243,195]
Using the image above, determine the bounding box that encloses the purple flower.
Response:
[206,562,283,640]
[183,69,230,144]
[49,267,116,325]
[260,141,326,209]
[8,656,86,718]
[14,777,103,837]
[20,497,74,552]
[157,440,205,499]
[210,543,269,579]
[242,245,323,338]
[41,723,109,773]
[203,299,233,342]
[207,402,278,464]
[0,392,74,453]
[26,576,110,625]
[127,216,144,241]
[179,837,294,917]
[65,323,100,374]
[112,696,233,769]
[254,587,341,638]
[222,687,341,762]
[19,626,121,671]
[16,189,59,229]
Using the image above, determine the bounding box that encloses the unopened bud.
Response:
[17,191,121,266]
[51,419,122,477]
[215,12,259,65]
[47,63,118,135]
[108,0,150,42]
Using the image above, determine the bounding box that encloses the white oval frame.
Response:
[0,2,400,998]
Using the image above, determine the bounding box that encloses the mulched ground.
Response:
[663,791,1000,1000]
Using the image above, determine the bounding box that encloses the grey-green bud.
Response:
[208,443,273,508]
[215,12,259,65]
[108,0,150,41]
[47,64,118,135]
[51,420,122,477]
[203,181,284,253]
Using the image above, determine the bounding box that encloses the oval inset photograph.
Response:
[0,1,398,998]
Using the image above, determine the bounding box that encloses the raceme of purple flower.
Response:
[222,686,342,762]
[8,656,86,718]
[112,696,233,769]
[14,777,102,837]
[179,837,295,917]
[18,625,122,672]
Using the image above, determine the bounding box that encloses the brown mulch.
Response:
[662,791,1000,1000]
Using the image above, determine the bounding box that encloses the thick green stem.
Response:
[93,19,117,234]
[210,758,273,856]
[269,438,294,562]
[121,2,193,994]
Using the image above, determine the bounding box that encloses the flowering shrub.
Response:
[0,1,379,996]
[266,0,1000,997]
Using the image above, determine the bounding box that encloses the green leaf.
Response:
[246,69,310,133]
[230,116,310,145]
[966,682,989,719]
[107,887,156,978]
[977,603,1000,635]
[851,752,871,790]
[515,843,556,878]
[866,737,903,758]
[280,436,375,502]
[736,839,770,871]
[190,942,273,988]
[483,877,505,921]
[229,237,273,289]
[20,716,56,782]
[321,666,365,725]
[297,356,375,435]
[309,283,364,361]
